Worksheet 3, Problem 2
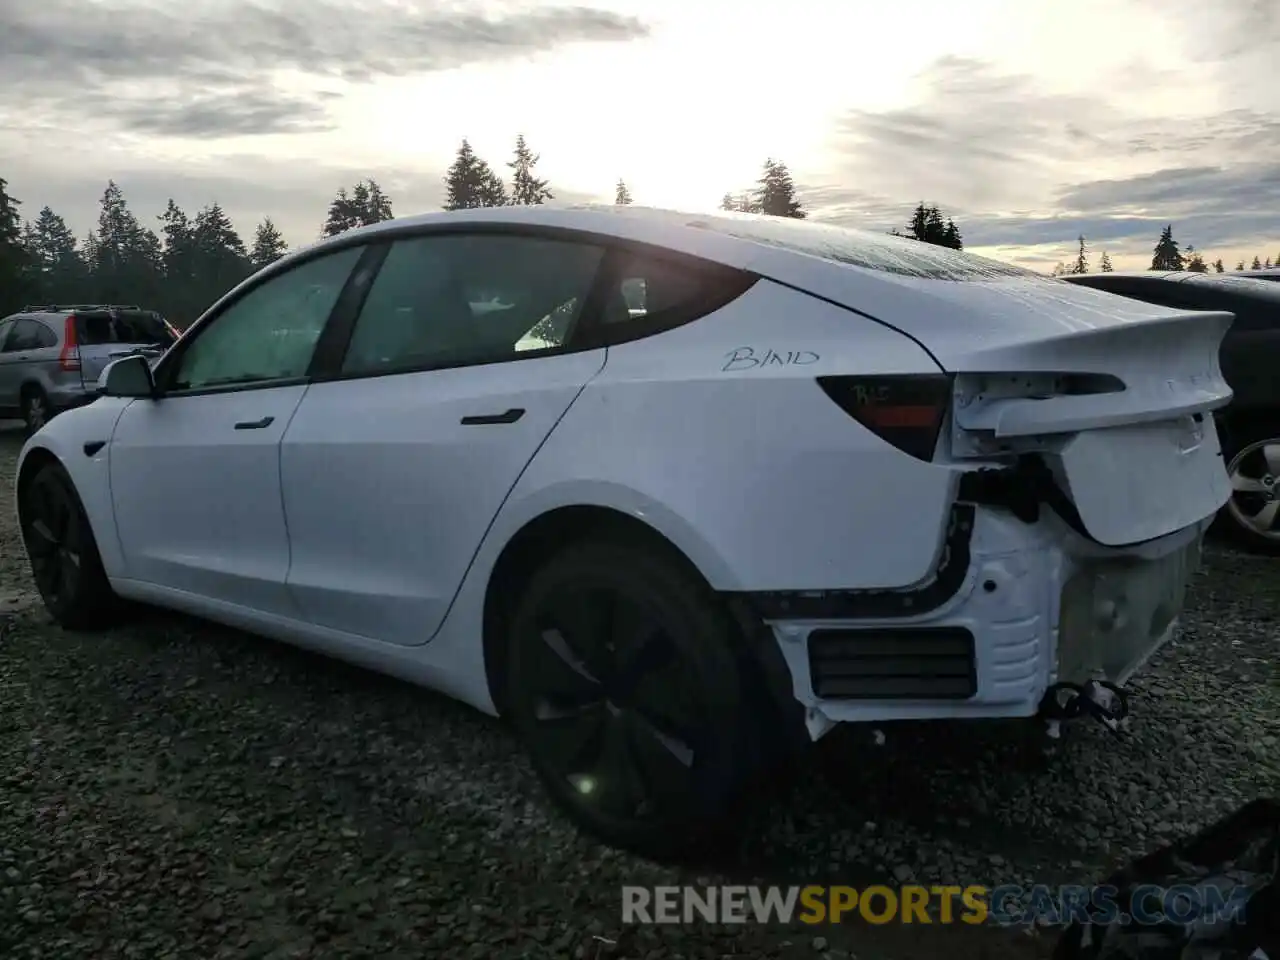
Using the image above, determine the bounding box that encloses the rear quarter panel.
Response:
[490,279,960,592]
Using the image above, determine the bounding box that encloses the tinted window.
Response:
[172,246,364,391]
[342,234,603,374]
[0,320,12,349]
[76,310,175,346]
[600,251,734,325]
[5,320,50,351]
[686,214,1035,280]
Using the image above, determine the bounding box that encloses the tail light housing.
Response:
[817,374,952,461]
[60,315,81,372]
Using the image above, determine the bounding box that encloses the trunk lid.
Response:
[819,273,1235,547]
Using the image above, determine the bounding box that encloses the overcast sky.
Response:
[1,0,1276,272]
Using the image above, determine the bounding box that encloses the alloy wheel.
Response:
[25,394,47,432]
[22,472,84,608]
[521,585,703,825]
[1225,438,1280,543]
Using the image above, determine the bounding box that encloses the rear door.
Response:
[279,231,608,646]
[0,319,50,402]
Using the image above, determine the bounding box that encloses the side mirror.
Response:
[100,354,156,398]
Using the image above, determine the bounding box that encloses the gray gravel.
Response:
[0,421,1276,960]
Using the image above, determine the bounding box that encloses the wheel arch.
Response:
[479,503,802,748]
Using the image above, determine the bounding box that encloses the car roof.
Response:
[276,203,1039,285]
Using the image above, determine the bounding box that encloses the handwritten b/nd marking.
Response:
[722,347,820,372]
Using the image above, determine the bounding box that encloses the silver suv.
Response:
[0,304,178,435]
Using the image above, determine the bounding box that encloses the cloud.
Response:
[809,54,1279,266]
[1,0,650,137]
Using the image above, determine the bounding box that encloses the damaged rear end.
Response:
[758,248,1235,738]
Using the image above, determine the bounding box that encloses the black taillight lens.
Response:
[817,374,953,461]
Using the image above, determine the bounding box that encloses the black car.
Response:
[1059,271,1280,552]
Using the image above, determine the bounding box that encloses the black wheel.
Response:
[504,539,760,860]
[20,387,52,437]
[19,460,120,630]
[1221,427,1280,554]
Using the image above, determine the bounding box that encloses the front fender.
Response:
[16,399,134,579]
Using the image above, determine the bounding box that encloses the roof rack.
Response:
[22,304,143,313]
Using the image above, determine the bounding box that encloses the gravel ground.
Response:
[0,421,1276,960]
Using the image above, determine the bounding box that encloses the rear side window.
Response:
[5,319,54,351]
[76,310,175,346]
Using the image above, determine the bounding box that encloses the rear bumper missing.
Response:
[750,502,1208,741]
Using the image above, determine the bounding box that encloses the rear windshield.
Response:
[683,213,1037,281]
[75,310,175,346]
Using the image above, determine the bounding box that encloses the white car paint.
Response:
[15,204,1234,739]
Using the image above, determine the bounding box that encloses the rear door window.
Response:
[5,319,49,351]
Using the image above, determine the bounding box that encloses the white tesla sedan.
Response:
[15,205,1232,857]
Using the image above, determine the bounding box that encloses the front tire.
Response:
[504,539,760,860]
[1221,427,1280,554]
[19,460,120,629]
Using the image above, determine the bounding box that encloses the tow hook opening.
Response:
[1039,679,1131,740]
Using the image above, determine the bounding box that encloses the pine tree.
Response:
[508,135,552,205]
[322,188,357,237]
[1051,262,1068,277]
[1099,251,1114,272]
[615,179,633,205]
[444,140,507,210]
[250,218,287,269]
[1213,258,1225,273]
[1150,225,1184,271]
[904,202,962,248]
[192,203,250,309]
[23,205,85,302]
[1070,235,1089,274]
[322,180,393,235]
[754,159,805,218]
[0,178,34,313]
[940,218,963,250]
[1184,245,1207,272]
[1266,258,1273,269]
[1251,256,1262,270]
[94,180,162,305]
[1237,261,1246,271]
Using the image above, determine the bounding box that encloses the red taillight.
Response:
[60,315,81,372]
[817,374,952,461]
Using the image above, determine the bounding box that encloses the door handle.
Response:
[234,416,275,430]
[460,408,525,425]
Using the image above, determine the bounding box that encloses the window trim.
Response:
[306,222,759,384]
[149,242,378,398]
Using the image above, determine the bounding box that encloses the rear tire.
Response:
[18,460,121,630]
[504,539,762,860]
[20,386,52,437]
[1220,424,1280,555]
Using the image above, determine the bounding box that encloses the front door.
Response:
[109,244,367,616]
